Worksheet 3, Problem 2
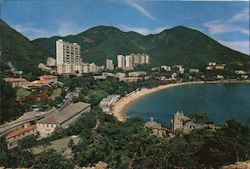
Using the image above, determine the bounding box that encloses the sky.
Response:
[1,0,249,55]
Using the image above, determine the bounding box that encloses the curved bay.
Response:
[125,83,250,127]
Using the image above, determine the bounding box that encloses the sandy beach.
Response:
[111,80,250,122]
[112,81,206,121]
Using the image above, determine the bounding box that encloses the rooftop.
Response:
[5,125,37,139]
[39,75,57,79]
[3,77,29,83]
[37,102,90,125]
[145,117,161,128]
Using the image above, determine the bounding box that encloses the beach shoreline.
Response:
[111,80,250,122]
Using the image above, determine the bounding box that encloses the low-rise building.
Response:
[189,69,199,73]
[151,67,160,71]
[161,65,171,71]
[128,71,147,77]
[39,75,58,83]
[208,62,216,66]
[145,117,173,138]
[100,95,120,113]
[121,77,142,83]
[38,63,51,70]
[47,57,56,66]
[215,65,225,70]
[216,75,224,80]
[3,77,30,88]
[5,124,37,149]
[206,66,213,70]
[235,70,247,75]
[115,72,126,80]
[171,111,215,133]
[102,72,115,77]
[37,102,91,138]
[94,75,107,80]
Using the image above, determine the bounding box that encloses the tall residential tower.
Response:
[56,39,82,74]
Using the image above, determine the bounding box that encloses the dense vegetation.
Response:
[1,107,249,168]
[59,74,161,106]
[1,18,249,72]
[0,19,50,72]
[0,79,23,124]
[33,25,250,68]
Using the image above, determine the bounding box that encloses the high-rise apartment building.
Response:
[106,59,114,70]
[117,55,125,68]
[125,55,133,68]
[56,39,82,74]
[117,53,150,70]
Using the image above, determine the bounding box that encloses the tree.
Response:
[18,135,37,149]
[32,149,74,169]
[0,79,22,124]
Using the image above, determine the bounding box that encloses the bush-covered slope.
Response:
[0,19,50,71]
[33,25,249,68]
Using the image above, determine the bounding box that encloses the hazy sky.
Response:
[2,0,249,54]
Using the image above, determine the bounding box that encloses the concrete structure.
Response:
[235,70,247,75]
[125,55,133,68]
[5,124,37,149]
[89,63,98,73]
[115,72,126,80]
[215,65,225,70]
[208,62,216,66]
[128,71,147,77]
[56,39,82,74]
[102,72,115,77]
[177,65,185,74]
[38,75,58,83]
[189,69,199,73]
[3,77,30,88]
[37,102,91,137]
[93,75,107,80]
[117,55,125,68]
[145,117,173,137]
[106,59,114,70]
[117,53,150,70]
[121,77,143,83]
[47,57,56,66]
[161,65,171,71]
[100,95,120,114]
[38,63,51,70]
[171,111,216,133]
[217,75,224,80]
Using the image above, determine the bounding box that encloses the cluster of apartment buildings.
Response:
[4,102,91,149]
[55,39,150,74]
[117,53,149,70]
[56,39,104,74]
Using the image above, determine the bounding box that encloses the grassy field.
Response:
[32,136,80,154]
[49,88,61,100]
[16,88,31,100]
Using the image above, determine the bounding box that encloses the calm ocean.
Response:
[125,83,250,127]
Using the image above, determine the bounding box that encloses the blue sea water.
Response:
[125,83,250,127]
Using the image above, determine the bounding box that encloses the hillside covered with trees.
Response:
[33,25,250,68]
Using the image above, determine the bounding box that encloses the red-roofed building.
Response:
[38,75,58,82]
[2,77,30,88]
[5,124,37,149]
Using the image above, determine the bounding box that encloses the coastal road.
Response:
[0,90,80,138]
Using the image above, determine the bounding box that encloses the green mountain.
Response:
[0,19,50,71]
[33,25,250,68]
[1,19,249,70]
